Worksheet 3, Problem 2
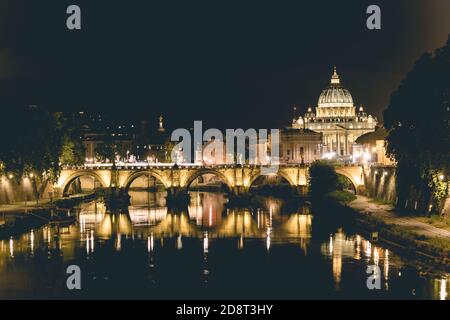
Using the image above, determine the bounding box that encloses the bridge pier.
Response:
[166,187,190,207]
[103,187,130,209]
[231,186,247,196]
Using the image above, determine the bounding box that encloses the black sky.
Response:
[0,0,449,130]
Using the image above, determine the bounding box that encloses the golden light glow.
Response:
[439,278,448,301]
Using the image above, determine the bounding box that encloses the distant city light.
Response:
[322,152,336,160]
[363,152,371,162]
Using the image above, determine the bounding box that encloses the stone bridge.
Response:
[55,163,365,197]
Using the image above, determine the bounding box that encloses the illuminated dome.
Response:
[318,67,354,108]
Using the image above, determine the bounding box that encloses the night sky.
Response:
[0,0,449,130]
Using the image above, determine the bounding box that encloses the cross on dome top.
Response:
[331,66,340,85]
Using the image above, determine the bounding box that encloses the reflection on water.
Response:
[0,191,448,299]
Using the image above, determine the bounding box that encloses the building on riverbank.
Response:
[354,126,395,166]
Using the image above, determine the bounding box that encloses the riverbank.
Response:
[0,193,96,238]
[346,195,450,269]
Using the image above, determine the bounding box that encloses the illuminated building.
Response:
[279,128,322,164]
[293,67,377,159]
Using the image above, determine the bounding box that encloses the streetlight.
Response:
[438,174,445,181]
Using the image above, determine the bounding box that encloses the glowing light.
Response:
[116,233,122,251]
[323,152,336,160]
[9,237,14,258]
[30,230,35,254]
[384,250,390,281]
[373,247,379,265]
[203,232,209,253]
[148,233,154,252]
[209,205,212,227]
[266,231,271,251]
[90,230,94,253]
[439,278,447,300]
[329,235,333,255]
[176,234,183,250]
[238,235,244,249]
[438,174,445,181]
[86,232,90,254]
[365,240,372,258]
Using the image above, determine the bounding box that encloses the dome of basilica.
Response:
[318,67,354,107]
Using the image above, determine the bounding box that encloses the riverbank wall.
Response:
[362,165,397,204]
[0,176,54,205]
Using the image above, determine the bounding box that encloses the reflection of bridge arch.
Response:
[184,169,232,189]
[149,212,201,237]
[62,171,107,196]
[123,170,169,190]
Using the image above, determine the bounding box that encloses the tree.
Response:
[0,107,85,191]
[95,135,119,165]
[308,160,339,198]
[59,135,85,166]
[56,113,86,167]
[383,35,450,214]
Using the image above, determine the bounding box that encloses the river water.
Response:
[0,191,448,299]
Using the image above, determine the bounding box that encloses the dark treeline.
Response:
[384,35,450,215]
[0,106,84,183]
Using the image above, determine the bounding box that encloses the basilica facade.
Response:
[292,67,377,159]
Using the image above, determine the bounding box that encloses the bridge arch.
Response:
[247,170,296,190]
[62,171,107,196]
[335,167,361,192]
[123,170,170,190]
[184,168,232,190]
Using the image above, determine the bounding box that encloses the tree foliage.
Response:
[95,135,119,165]
[383,35,450,213]
[0,107,85,183]
[57,113,86,167]
[308,160,340,198]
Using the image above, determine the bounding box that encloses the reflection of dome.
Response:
[318,67,353,107]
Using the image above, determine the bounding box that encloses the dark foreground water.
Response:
[0,191,448,300]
